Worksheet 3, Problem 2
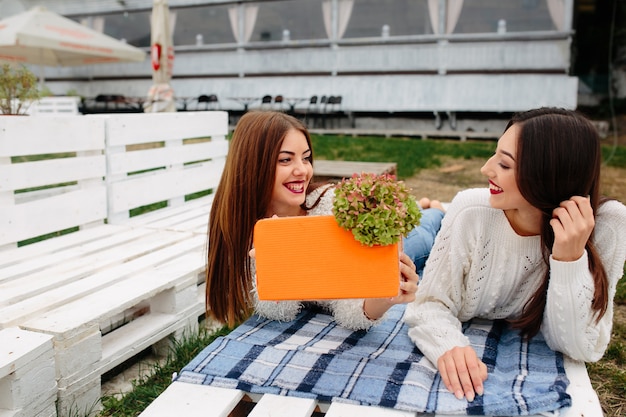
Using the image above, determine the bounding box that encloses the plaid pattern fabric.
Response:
[177,305,571,415]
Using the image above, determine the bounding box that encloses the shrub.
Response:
[0,63,41,115]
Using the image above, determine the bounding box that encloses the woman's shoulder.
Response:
[598,198,626,217]
[438,188,499,232]
[306,183,335,216]
[446,188,493,216]
[595,199,626,265]
[596,198,626,232]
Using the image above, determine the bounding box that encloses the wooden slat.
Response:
[0,226,151,283]
[249,394,318,417]
[103,112,229,147]
[138,382,245,417]
[0,186,107,247]
[0,224,128,267]
[0,154,105,191]
[560,357,604,417]
[325,403,416,417]
[107,159,225,214]
[100,308,197,375]
[0,327,53,379]
[107,140,228,176]
[136,205,212,233]
[122,195,214,232]
[0,116,105,156]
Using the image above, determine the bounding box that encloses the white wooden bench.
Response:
[0,327,57,417]
[0,111,228,416]
[139,356,603,417]
[313,160,397,182]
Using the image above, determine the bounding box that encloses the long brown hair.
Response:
[505,107,609,337]
[206,111,313,327]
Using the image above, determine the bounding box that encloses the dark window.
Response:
[344,0,430,38]
[454,0,555,34]
[251,0,326,42]
[174,4,235,45]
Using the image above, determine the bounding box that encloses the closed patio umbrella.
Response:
[0,6,146,67]
[144,0,176,112]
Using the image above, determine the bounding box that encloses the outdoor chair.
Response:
[326,95,342,112]
[95,94,126,109]
[303,95,319,127]
[197,94,219,110]
[322,96,344,129]
[87,94,141,113]
[259,94,273,109]
[273,95,286,111]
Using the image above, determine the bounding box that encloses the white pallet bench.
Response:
[0,112,228,416]
[0,327,57,417]
[313,160,397,182]
[138,356,602,417]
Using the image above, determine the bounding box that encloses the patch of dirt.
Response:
[403,157,486,202]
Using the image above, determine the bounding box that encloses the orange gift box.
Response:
[253,215,400,301]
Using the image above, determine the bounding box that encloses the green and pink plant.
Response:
[332,172,421,246]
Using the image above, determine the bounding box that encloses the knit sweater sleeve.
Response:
[542,199,626,361]
[404,189,485,365]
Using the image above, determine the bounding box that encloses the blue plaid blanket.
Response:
[176,305,571,415]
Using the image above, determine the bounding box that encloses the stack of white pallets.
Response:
[27,96,81,116]
[138,355,603,417]
[0,327,57,417]
[0,111,228,416]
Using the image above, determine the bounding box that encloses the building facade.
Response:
[2,0,578,117]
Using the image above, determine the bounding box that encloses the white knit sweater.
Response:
[252,184,382,331]
[404,188,626,365]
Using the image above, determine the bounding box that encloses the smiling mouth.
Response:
[286,182,305,193]
[489,181,503,194]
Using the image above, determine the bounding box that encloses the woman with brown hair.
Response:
[206,111,444,329]
[404,107,626,403]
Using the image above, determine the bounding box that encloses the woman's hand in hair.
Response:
[362,252,419,320]
[437,345,488,402]
[550,196,595,262]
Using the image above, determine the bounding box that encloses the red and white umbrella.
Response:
[145,0,176,112]
[0,6,146,66]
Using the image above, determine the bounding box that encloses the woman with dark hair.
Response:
[206,111,444,328]
[404,107,626,402]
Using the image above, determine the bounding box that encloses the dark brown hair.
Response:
[206,111,313,326]
[505,107,609,337]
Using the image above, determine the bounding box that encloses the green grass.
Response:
[310,134,497,178]
[310,134,626,177]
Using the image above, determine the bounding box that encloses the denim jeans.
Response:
[402,208,445,277]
